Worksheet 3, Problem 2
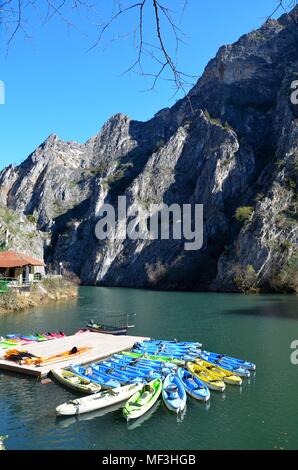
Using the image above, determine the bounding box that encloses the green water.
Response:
[0,287,297,450]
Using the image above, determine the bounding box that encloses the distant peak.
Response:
[108,113,131,123]
[96,112,131,135]
[46,133,59,142]
[113,112,130,119]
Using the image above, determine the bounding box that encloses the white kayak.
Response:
[56,383,143,416]
[51,368,102,394]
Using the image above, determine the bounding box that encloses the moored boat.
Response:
[124,351,185,366]
[187,362,226,392]
[51,368,102,394]
[195,358,242,386]
[200,350,256,371]
[87,321,128,335]
[162,374,187,413]
[123,379,162,420]
[177,368,210,402]
[199,352,250,377]
[92,363,147,383]
[56,383,143,416]
[71,365,121,389]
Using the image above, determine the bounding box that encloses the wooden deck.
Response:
[0,331,149,378]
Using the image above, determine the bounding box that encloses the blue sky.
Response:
[0,0,283,169]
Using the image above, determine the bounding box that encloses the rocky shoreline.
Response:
[0,279,78,314]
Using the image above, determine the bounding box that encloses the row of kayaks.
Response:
[54,341,256,419]
[55,374,186,418]
[132,339,256,375]
[0,332,66,350]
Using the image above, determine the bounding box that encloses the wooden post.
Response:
[5,229,9,248]
[25,265,30,284]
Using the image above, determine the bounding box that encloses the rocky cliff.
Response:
[0,204,44,260]
[0,7,297,292]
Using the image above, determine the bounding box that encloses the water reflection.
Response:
[127,401,161,431]
[222,295,298,320]
[56,401,124,429]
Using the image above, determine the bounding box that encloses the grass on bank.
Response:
[0,277,78,314]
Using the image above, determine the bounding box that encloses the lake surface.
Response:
[0,287,298,450]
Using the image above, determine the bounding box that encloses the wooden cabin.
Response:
[0,251,45,285]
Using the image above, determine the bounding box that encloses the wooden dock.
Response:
[0,331,149,378]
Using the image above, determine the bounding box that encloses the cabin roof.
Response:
[0,251,45,268]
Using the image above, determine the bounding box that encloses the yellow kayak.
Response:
[196,358,242,386]
[187,362,225,392]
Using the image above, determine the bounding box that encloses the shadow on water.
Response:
[222,295,298,320]
[126,400,161,431]
[56,402,124,430]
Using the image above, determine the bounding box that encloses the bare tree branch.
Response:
[0,0,297,104]
[6,0,22,51]
[269,0,297,22]
[87,0,197,100]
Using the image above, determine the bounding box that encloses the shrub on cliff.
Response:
[233,264,258,293]
[146,260,168,285]
[270,252,298,293]
[235,206,254,222]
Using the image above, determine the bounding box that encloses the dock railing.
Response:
[89,310,136,329]
[0,277,32,289]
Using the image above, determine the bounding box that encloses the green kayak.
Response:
[0,340,19,349]
[122,351,185,366]
[123,379,162,420]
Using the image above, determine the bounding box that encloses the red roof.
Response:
[0,251,45,268]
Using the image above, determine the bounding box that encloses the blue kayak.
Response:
[70,365,121,389]
[199,353,250,377]
[132,351,196,363]
[95,362,160,381]
[200,350,256,371]
[143,339,202,348]
[115,354,177,371]
[177,368,210,402]
[136,342,200,354]
[162,373,187,413]
[96,361,147,377]
[21,335,40,341]
[107,356,154,371]
[107,356,173,376]
[87,365,138,386]
[92,363,146,383]
[133,347,198,361]
[135,342,200,352]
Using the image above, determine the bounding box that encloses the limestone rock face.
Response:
[0,205,44,261]
[0,7,297,291]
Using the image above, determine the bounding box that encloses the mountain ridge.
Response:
[0,6,297,292]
